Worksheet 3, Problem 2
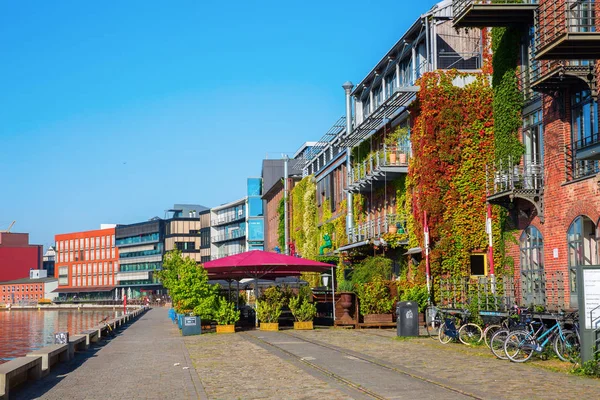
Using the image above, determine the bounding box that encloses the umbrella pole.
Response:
[254,277,259,328]
[236,280,240,310]
[331,266,336,325]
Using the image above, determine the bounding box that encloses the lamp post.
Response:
[321,271,336,324]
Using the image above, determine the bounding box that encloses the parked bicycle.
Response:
[503,311,580,363]
[438,309,483,345]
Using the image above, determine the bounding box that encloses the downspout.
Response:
[424,15,430,74]
[342,81,355,239]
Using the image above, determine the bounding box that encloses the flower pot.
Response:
[216,324,235,334]
[364,313,393,324]
[398,153,407,164]
[260,322,279,331]
[294,321,313,330]
[339,292,354,323]
[389,152,397,165]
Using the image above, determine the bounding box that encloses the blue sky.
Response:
[0,0,438,248]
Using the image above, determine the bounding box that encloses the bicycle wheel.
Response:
[426,317,442,339]
[553,330,580,363]
[490,329,509,360]
[483,324,502,348]
[504,330,535,363]
[438,321,453,344]
[458,323,483,345]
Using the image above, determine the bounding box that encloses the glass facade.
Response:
[248,197,263,217]
[247,178,262,196]
[116,232,160,247]
[120,262,161,272]
[119,243,163,258]
[248,220,264,241]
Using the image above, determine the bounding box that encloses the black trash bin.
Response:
[396,301,419,337]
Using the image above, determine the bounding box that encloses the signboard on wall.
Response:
[583,269,600,329]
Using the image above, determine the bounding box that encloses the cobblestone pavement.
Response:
[288,328,600,399]
[14,308,205,400]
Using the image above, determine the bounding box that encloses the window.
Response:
[567,216,598,308]
[469,254,486,276]
[386,72,397,97]
[58,266,68,286]
[571,89,600,178]
[175,242,196,251]
[523,110,544,188]
[362,97,371,118]
[520,226,545,306]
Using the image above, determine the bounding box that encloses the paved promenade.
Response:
[14,308,205,400]
[13,308,600,399]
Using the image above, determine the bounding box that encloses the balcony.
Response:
[347,214,408,246]
[210,249,244,261]
[453,0,538,28]
[530,59,596,95]
[339,86,419,148]
[347,145,410,193]
[487,156,544,222]
[519,63,542,106]
[211,228,246,244]
[211,212,245,227]
[536,0,600,60]
[574,130,600,160]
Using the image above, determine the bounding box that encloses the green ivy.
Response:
[491,26,524,164]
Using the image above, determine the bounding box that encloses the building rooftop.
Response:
[0,277,58,285]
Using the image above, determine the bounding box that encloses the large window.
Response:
[523,110,544,189]
[520,226,545,306]
[567,216,598,308]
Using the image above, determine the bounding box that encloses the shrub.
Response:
[288,295,317,322]
[351,256,393,285]
[214,297,240,325]
[256,300,282,323]
[356,278,395,315]
[337,280,354,292]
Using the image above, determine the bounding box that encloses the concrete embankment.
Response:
[0,306,149,400]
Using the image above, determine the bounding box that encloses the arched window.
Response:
[520,226,544,306]
[567,216,598,308]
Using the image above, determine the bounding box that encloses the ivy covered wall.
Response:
[408,71,496,278]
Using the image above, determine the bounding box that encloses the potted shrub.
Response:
[356,278,395,323]
[384,129,400,165]
[214,297,240,333]
[336,280,355,324]
[288,294,317,330]
[256,286,284,331]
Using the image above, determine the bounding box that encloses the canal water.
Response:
[0,309,123,364]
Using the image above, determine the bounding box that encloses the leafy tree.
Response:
[157,250,219,320]
[351,256,393,285]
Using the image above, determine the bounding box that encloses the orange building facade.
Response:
[0,278,49,304]
[54,227,119,298]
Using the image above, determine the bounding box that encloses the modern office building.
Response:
[53,226,118,300]
[164,204,211,263]
[0,270,58,305]
[247,177,265,252]
[0,232,43,282]
[452,0,600,309]
[210,198,247,260]
[115,219,165,299]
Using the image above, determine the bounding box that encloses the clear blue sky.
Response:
[0,0,438,248]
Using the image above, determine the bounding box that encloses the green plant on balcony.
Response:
[384,126,409,164]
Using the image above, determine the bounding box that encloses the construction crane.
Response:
[0,221,15,233]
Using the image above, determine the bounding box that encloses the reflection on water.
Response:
[0,309,123,363]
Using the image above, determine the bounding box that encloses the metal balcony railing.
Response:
[565,145,600,180]
[211,228,246,244]
[437,51,482,70]
[347,214,407,244]
[452,0,538,28]
[489,156,544,194]
[210,249,244,261]
[211,213,245,227]
[535,0,600,59]
[348,144,410,188]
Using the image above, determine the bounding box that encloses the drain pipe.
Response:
[342,81,354,238]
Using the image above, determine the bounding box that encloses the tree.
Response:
[157,250,219,320]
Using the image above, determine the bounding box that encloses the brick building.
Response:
[0,270,58,305]
[453,0,600,309]
[54,226,119,300]
[0,232,43,282]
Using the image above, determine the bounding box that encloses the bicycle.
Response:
[99,316,116,338]
[503,311,579,363]
[425,305,443,339]
[489,308,536,360]
[438,309,483,345]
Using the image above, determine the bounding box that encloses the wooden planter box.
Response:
[363,313,393,324]
[259,322,279,331]
[293,321,313,330]
[216,324,235,334]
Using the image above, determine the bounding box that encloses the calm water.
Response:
[0,309,123,363]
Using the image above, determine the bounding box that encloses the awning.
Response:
[334,240,370,253]
[52,286,116,293]
[404,247,422,255]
